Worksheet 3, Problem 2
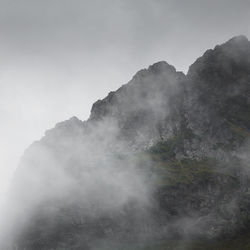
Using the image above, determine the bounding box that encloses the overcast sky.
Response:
[0,0,250,204]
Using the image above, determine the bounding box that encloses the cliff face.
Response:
[89,61,185,148]
[185,36,250,153]
[2,36,250,250]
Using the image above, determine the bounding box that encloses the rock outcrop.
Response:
[2,36,250,250]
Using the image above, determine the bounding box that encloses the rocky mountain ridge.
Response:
[2,35,250,250]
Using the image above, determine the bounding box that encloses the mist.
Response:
[1,0,250,207]
[0,59,185,249]
[1,1,250,250]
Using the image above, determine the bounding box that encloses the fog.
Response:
[1,0,250,206]
[2,34,250,248]
[0,1,250,249]
[0,59,192,250]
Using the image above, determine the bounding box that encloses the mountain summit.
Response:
[2,36,250,250]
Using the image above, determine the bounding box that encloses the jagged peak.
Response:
[148,61,177,73]
[224,35,249,46]
[90,61,184,121]
[54,116,83,128]
[132,61,181,80]
[42,116,84,140]
[68,116,83,123]
[187,35,250,76]
[216,35,250,53]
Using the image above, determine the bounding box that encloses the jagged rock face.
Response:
[185,36,250,152]
[2,36,250,250]
[89,61,185,148]
[88,36,250,156]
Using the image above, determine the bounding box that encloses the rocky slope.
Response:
[1,36,250,250]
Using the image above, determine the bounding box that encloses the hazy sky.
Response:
[0,0,250,204]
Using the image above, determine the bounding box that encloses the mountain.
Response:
[1,35,250,250]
